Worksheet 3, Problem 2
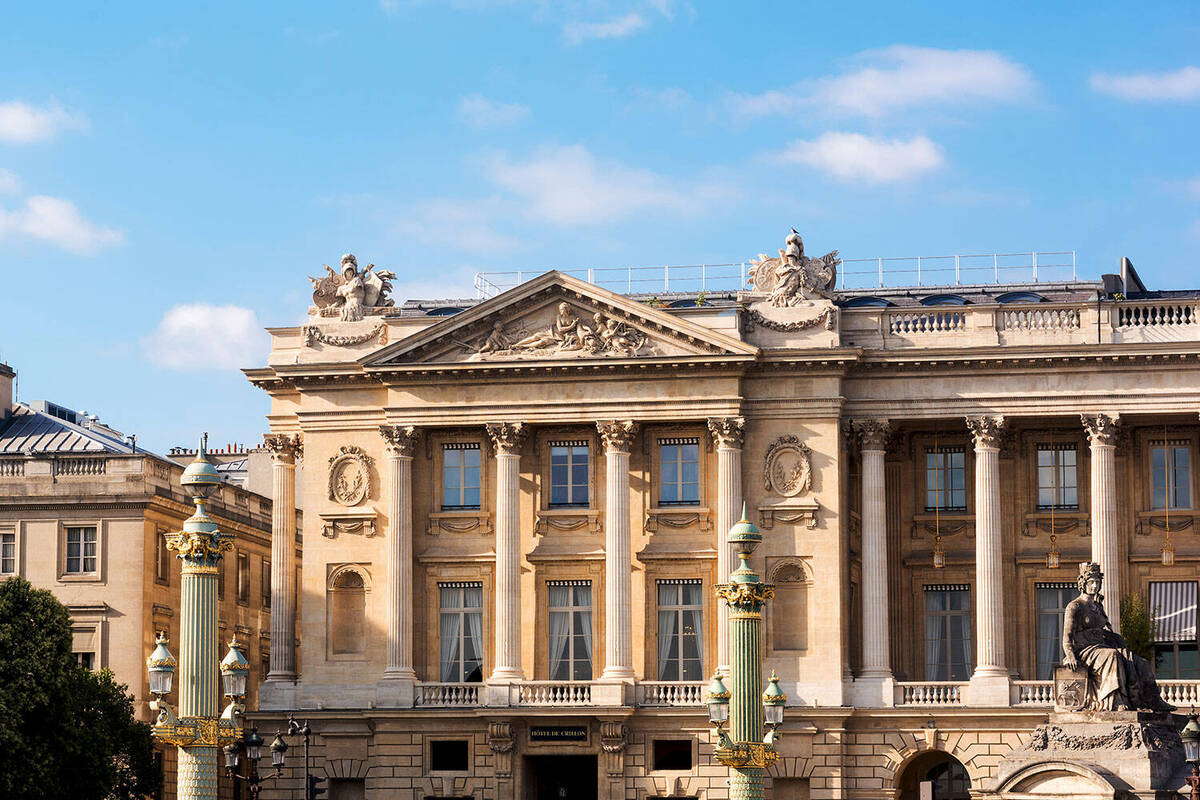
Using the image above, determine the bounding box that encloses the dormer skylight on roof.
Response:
[919,294,969,306]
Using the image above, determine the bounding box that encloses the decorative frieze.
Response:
[596,420,639,453]
[485,422,528,455]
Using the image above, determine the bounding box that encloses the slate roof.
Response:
[0,403,137,455]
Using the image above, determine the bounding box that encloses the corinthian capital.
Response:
[262,433,303,463]
[966,415,1006,449]
[597,420,639,453]
[1081,413,1120,446]
[707,417,745,450]
[379,425,420,458]
[485,422,528,455]
[851,419,891,451]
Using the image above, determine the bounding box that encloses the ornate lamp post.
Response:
[1182,714,1200,800]
[147,439,243,800]
[707,506,785,800]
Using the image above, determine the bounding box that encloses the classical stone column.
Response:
[598,420,639,681]
[1083,413,1121,632]
[966,416,1009,704]
[379,425,419,703]
[852,420,892,688]
[485,422,528,682]
[262,433,301,684]
[707,416,744,676]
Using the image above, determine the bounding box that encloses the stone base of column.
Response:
[966,670,1011,706]
[849,674,895,707]
[258,678,300,711]
[600,665,635,682]
[376,674,417,708]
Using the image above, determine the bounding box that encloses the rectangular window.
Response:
[65,526,97,574]
[236,553,250,604]
[659,438,700,506]
[75,651,95,670]
[924,585,972,681]
[925,448,966,512]
[155,531,170,585]
[1152,442,1192,510]
[652,739,693,771]
[262,559,271,608]
[1037,445,1078,510]
[1,530,15,575]
[549,442,589,507]
[1035,583,1076,680]
[657,579,703,681]
[429,740,470,772]
[442,444,481,510]
[439,582,483,682]
[548,581,592,680]
[1151,580,1198,679]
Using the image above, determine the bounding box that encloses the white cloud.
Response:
[779,132,945,184]
[729,46,1035,119]
[457,94,530,127]
[563,12,647,44]
[0,100,88,144]
[1091,66,1200,102]
[0,168,20,194]
[394,197,522,253]
[144,304,268,371]
[0,195,123,253]
[484,144,723,224]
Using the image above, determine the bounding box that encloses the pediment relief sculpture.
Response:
[308,253,396,321]
[328,445,374,507]
[763,435,813,497]
[747,229,839,307]
[467,302,654,361]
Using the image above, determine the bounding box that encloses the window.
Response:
[261,654,270,680]
[65,526,97,574]
[1152,441,1192,510]
[549,442,589,507]
[652,740,693,771]
[76,651,95,670]
[439,582,483,682]
[429,740,470,772]
[924,585,972,681]
[262,559,271,608]
[548,581,592,680]
[1035,583,1076,680]
[771,564,808,651]
[329,779,367,800]
[329,570,367,655]
[236,553,250,604]
[926,448,966,512]
[1151,581,1198,679]
[659,439,700,506]
[1,530,15,575]
[1037,445,1078,510]
[442,443,481,510]
[155,531,170,585]
[657,580,703,681]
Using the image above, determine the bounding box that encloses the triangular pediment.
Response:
[362,271,758,369]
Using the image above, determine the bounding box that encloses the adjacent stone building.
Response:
[247,244,1200,800]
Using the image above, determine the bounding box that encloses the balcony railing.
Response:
[1011,680,1054,706]
[515,681,593,706]
[635,681,706,706]
[415,682,480,707]
[0,459,24,477]
[895,681,965,706]
[1159,680,1200,707]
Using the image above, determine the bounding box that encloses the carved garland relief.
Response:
[468,302,654,361]
[328,445,374,506]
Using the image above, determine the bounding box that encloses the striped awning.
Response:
[1150,581,1198,642]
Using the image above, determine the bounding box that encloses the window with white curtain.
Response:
[547,581,592,680]
[1035,583,1075,679]
[657,580,703,681]
[65,526,97,574]
[1151,580,1198,679]
[924,585,972,681]
[439,582,483,682]
[0,530,15,575]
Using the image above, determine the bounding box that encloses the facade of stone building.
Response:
[248,250,1200,800]
[0,363,297,799]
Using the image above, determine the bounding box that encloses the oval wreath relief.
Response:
[762,435,812,497]
[328,445,374,506]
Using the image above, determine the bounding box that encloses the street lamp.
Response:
[709,505,784,800]
[1182,714,1200,800]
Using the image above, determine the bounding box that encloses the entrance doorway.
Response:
[526,755,598,800]
[895,751,970,800]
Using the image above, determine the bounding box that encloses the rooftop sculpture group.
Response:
[308,254,396,321]
[747,229,840,307]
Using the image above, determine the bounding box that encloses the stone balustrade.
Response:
[1011,680,1055,706]
[514,681,593,706]
[634,681,707,706]
[1159,680,1200,707]
[895,681,966,706]
[415,682,481,707]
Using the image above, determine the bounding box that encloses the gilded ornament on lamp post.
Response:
[707,505,786,800]
[148,438,245,800]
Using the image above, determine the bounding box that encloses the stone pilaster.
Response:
[598,420,638,682]
[262,433,301,685]
[852,420,893,703]
[485,422,528,682]
[1083,412,1121,632]
[707,416,744,676]
[378,425,419,706]
[966,415,1009,705]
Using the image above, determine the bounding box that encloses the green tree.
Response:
[1120,591,1157,663]
[0,577,161,800]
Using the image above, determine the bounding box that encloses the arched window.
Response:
[841,295,893,308]
[995,291,1047,304]
[329,569,367,655]
[770,562,809,651]
[919,294,969,306]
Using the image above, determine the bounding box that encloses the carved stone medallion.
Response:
[328,445,374,506]
[763,435,812,497]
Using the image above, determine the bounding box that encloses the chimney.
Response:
[0,361,13,423]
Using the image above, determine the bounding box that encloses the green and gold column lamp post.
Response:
[706,506,786,800]
[146,439,246,800]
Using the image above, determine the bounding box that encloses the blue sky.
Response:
[1,1,1198,452]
